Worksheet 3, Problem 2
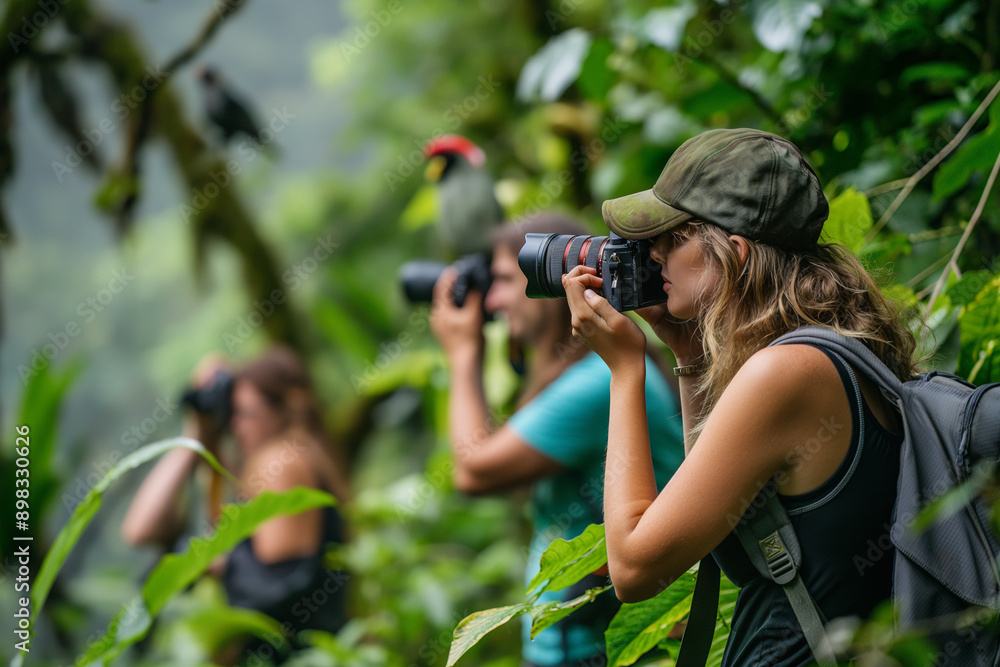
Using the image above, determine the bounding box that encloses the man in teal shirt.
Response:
[431,214,684,666]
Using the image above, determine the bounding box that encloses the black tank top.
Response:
[223,496,349,640]
[714,343,904,666]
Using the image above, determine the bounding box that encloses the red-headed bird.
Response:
[424,135,504,256]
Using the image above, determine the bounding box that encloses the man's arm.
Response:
[431,271,564,495]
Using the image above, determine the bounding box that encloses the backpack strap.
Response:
[736,491,837,667]
[768,326,906,400]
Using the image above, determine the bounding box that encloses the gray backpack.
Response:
[676,325,1000,667]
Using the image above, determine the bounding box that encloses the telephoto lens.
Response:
[518,232,667,312]
[398,253,493,308]
[519,234,607,299]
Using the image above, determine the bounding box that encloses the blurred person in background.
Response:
[122,346,350,665]
[430,213,686,667]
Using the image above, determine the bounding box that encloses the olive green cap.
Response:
[602,128,828,250]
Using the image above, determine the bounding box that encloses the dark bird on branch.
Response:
[424,135,504,257]
[197,66,272,150]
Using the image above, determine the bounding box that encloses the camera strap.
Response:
[674,556,720,667]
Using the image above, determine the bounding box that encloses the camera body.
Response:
[181,369,235,428]
[518,232,667,312]
[398,252,492,308]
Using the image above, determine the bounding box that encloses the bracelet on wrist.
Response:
[672,359,707,376]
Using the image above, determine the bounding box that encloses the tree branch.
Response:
[864,77,1000,245]
[924,147,1000,315]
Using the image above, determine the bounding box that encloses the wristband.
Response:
[672,361,707,376]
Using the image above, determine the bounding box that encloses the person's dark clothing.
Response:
[224,501,348,664]
[714,344,903,666]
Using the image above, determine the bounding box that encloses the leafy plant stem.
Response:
[925,146,1000,316]
[865,77,1000,244]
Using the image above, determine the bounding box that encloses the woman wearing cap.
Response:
[562,128,915,666]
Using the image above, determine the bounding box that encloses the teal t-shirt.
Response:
[507,352,685,665]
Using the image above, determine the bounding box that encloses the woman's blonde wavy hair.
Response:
[672,220,922,440]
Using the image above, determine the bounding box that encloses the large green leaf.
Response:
[183,604,289,655]
[527,523,607,596]
[516,28,592,102]
[932,102,1000,202]
[605,570,697,667]
[447,603,532,666]
[576,37,616,101]
[75,485,335,666]
[642,3,697,52]
[750,0,823,53]
[957,275,1000,384]
[32,438,231,626]
[2,357,82,561]
[821,187,873,253]
[529,586,613,639]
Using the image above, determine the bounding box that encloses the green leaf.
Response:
[947,270,993,308]
[957,275,1000,384]
[516,29,592,102]
[529,586,613,639]
[527,523,607,595]
[33,438,232,628]
[75,485,335,665]
[184,604,288,655]
[447,603,532,666]
[707,575,740,667]
[577,38,616,101]
[933,118,1000,201]
[901,63,971,87]
[605,570,697,667]
[821,187,873,252]
[643,3,697,51]
[750,0,823,53]
[400,184,438,231]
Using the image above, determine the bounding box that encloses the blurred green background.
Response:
[2,0,999,664]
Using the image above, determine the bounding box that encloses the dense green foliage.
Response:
[3,0,1000,665]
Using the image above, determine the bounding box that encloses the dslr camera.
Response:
[518,232,667,312]
[181,369,235,428]
[398,253,492,308]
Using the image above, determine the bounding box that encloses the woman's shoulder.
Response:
[720,343,846,424]
[240,432,319,491]
[736,343,840,391]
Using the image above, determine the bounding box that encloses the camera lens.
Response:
[398,261,447,303]
[519,233,608,298]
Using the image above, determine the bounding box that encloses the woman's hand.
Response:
[562,266,646,375]
[633,303,704,366]
[183,353,233,451]
[430,268,485,361]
